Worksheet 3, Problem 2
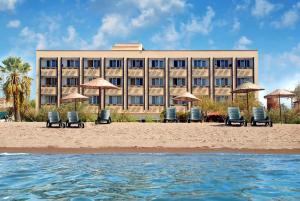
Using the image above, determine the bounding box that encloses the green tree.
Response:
[294,83,300,100]
[0,57,32,121]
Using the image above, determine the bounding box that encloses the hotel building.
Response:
[36,43,258,115]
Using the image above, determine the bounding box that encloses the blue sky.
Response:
[0,0,299,105]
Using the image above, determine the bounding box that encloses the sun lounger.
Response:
[164,107,178,123]
[225,107,247,126]
[0,111,8,122]
[66,111,84,128]
[188,107,203,123]
[95,109,111,124]
[46,112,65,128]
[251,107,273,127]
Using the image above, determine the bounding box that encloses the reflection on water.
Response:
[0,153,300,200]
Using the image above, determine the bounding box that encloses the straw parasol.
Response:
[232,82,264,112]
[173,92,200,111]
[80,78,118,113]
[264,89,295,124]
[61,92,88,111]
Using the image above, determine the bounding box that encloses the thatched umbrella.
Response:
[264,89,295,124]
[80,78,118,113]
[61,92,88,111]
[232,82,264,112]
[173,92,200,111]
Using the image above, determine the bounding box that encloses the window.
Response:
[129,96,143,105]
[237,59,252,69]
[171,78,186,87]
[129,59,143,69]
[108,59,122,69]
[151,78,164,87]
[88,77,96,81]
[44,78,57,87]
[43,95,57,104]
[65,59,80,68]
[107,96,122,105]
[215,78,231,87]
[172,59,186,69]
[237,77,253,86]
[215,96,229,102]
[128,78,143,86]
[109,77,122,86]
[193,78,208,87]
[215,59,231,68]
[193,59,208,68]
[66,78,78,86]
[150,96,164,105]
[89,96,99,105]
[150,59,164,69]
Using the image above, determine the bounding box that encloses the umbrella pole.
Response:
[98,88,101,114]
[247,92,249,113]
[279,95,282,124]
[75,99,77,111]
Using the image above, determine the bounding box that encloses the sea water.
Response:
[0,153,299,200]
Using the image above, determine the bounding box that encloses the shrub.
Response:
[176,111,188,122]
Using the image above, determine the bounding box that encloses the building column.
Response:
[232,57,236,101]
[187,57,192,110]
[144,58,149,111]
[36,57,41,111]
[57,57,62,107]
[209,57,214,100]
[165,57,169,108]
[101,58,105,109]
[79,57,83,94]
[123,58,128,110]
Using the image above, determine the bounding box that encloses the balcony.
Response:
[169,87,187,95]
[214,87,231,96]
[128,69,143,77]
[237,69,253,77]
[62,87,78,94]
[169,69,187,77]
[214,69,231,77]
[41,69,56,77]
[192,87,209,95]
[149,88,164,96]
[105,69,122,77]
[127,106,144,113]
[106,105,123,113]
[84,69,100,77]
[192,69,209,77]
[41,87,57,95]
[105,88,122,96]
[83,88,99,96]
[62,69,79,77]
[149,69,164,77]
[128,87,143,95]
[148,106,164,113]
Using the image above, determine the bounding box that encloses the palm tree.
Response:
[0,57,32,121]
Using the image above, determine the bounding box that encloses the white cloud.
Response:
[131,8,155,28]
[20,27,46,49]
[130,0,187,13]
[0,0,21,11]
[182,6,215,35]
[63,26,76,43]
[271,2,300,28]
[232,18,240,32]
[7,19,20,28]
[234,36,252,49]
[251,0,275,17]
[235,0,251,11]
[151,23,181,49]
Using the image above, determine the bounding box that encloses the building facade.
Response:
[36,43,258,115]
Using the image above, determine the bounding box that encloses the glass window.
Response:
[215,78,231,87]
[171,78,186,87]
[45,78,57,87]
[237,59,252,69]
[108,59,122,69]
[150,96,164,105]
[44,95,57,104]
[89,96,99,105]
[193,78,208,87]
[215,96,229,102]
[237,77,253,86]
[109,77,122,86]
[170,96,187,105]
[150,59,164,69]
[151,78,164,87]
[129,96,143,105]
[215,59,231,68]
[66,78,78,86]
[128,78,143,86]
[106,96,122,105]
[193,60,207,68]
[172,59,186,69]
[129,59,144,69]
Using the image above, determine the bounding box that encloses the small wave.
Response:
[0,153,29,156]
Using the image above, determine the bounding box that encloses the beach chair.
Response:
[46,112,65,128]
[95,109,111,124]
[66,111,84,128]
[251,107,273,127]
[164,107,178,123]
[0,111,8,122]
[225,107,247,126]
[188,107,203,123]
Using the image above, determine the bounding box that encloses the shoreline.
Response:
[1,147,300,154]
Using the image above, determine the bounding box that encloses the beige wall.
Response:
[36,49,258,114]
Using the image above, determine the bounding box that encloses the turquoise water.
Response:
[0,153,300,200]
